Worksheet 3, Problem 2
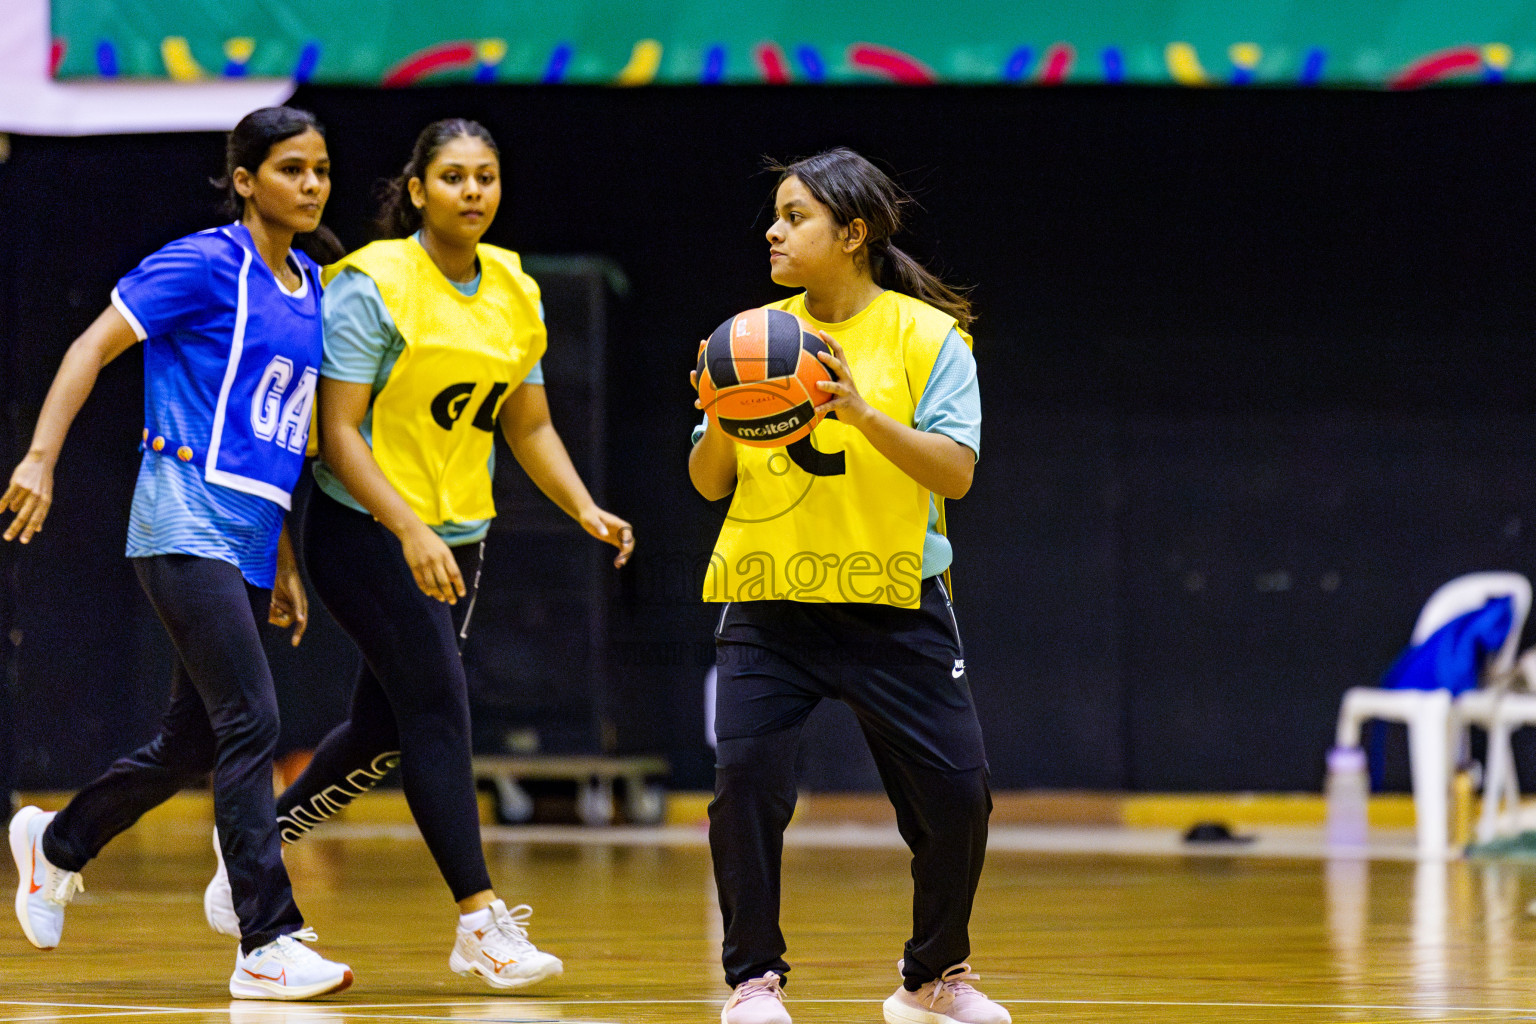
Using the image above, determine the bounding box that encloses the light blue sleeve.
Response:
[522,300,546,386]
[913,329,980,461]
[320,268,399,384]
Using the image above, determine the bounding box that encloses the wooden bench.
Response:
[471,755,670,825]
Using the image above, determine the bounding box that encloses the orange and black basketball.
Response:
[696,308,833,448]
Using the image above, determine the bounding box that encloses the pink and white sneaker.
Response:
[721,971,791,1024]
[883,962,1011,1024]
[449,899,563,990]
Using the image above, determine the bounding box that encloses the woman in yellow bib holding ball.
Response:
[203,119,633,992]
[691,149,1008,1024]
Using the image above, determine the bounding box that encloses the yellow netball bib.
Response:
[704,290,968,608]
[323,239,546,524]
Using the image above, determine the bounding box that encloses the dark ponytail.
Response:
[769,147,973,330]
[376,118,500,238]
[292,224,345,265]
[214,106,343,263]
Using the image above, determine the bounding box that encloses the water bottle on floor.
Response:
[1325,746,1369,849]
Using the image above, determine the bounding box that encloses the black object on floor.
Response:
[1183,821,1256,844]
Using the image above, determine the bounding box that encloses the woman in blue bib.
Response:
[2,107,351,1000]
[203,118,634,991]
[690,149,1008,1024]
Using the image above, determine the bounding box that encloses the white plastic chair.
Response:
[1464,647,1536,841]
[1335,571,1531,856]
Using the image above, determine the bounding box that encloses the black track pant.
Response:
[709,577,992,991]
[43,554,303,953]
[274,488,491,902]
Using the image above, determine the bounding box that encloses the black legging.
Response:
[43,554,304,952]
[709,579,991,991]
[275,487,491,901]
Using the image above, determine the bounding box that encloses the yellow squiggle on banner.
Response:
[1166,41,1209,85]
[616,39,662,85]
[478,38,508,64]
[1483,43,1513,71]
[162,36,205,80]
[1228,42,1261,71]
[224,37,255,64]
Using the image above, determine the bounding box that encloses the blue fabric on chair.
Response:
[1381,595,1513,696]
[1368,594,1514,789]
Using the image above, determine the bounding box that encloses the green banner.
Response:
[48,0,1536,87]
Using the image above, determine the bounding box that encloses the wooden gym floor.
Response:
[6,814,1536,1023]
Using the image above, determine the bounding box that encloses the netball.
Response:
[695,307,833,448]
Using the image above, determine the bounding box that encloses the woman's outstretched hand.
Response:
[399,519,467,604]
[2,453,56,544]
[269,527,310,646]
[579,506,635,569]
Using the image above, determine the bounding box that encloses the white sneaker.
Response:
[205,827,242,938]
[883,962,1011,1024]
[449,899,563,990]
[9,806,83,950]
[721,972,791,1024]
[229,927,353,1000]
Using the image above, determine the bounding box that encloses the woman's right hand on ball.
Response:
[2,452,56,544]
[398,519,466,604]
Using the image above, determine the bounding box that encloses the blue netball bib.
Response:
[113,222,323,510]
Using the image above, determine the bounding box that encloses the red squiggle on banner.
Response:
[382,41,478,87]
[848,43,934,84]
[1390,47,1483,89]
[1040,42,1074,83]
[50,38,66,76]
[755,42,791,83]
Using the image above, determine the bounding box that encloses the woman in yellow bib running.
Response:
[690,149,1008,1024]
[204,118,634,992]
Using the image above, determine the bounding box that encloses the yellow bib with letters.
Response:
[704,290,968,608]
[323,239,546,524]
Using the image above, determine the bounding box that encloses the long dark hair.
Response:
[770,148,973,330]
[215,106,343,264]
[376,118,500,238]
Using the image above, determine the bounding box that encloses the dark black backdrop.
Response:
[4,85,1536,794]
